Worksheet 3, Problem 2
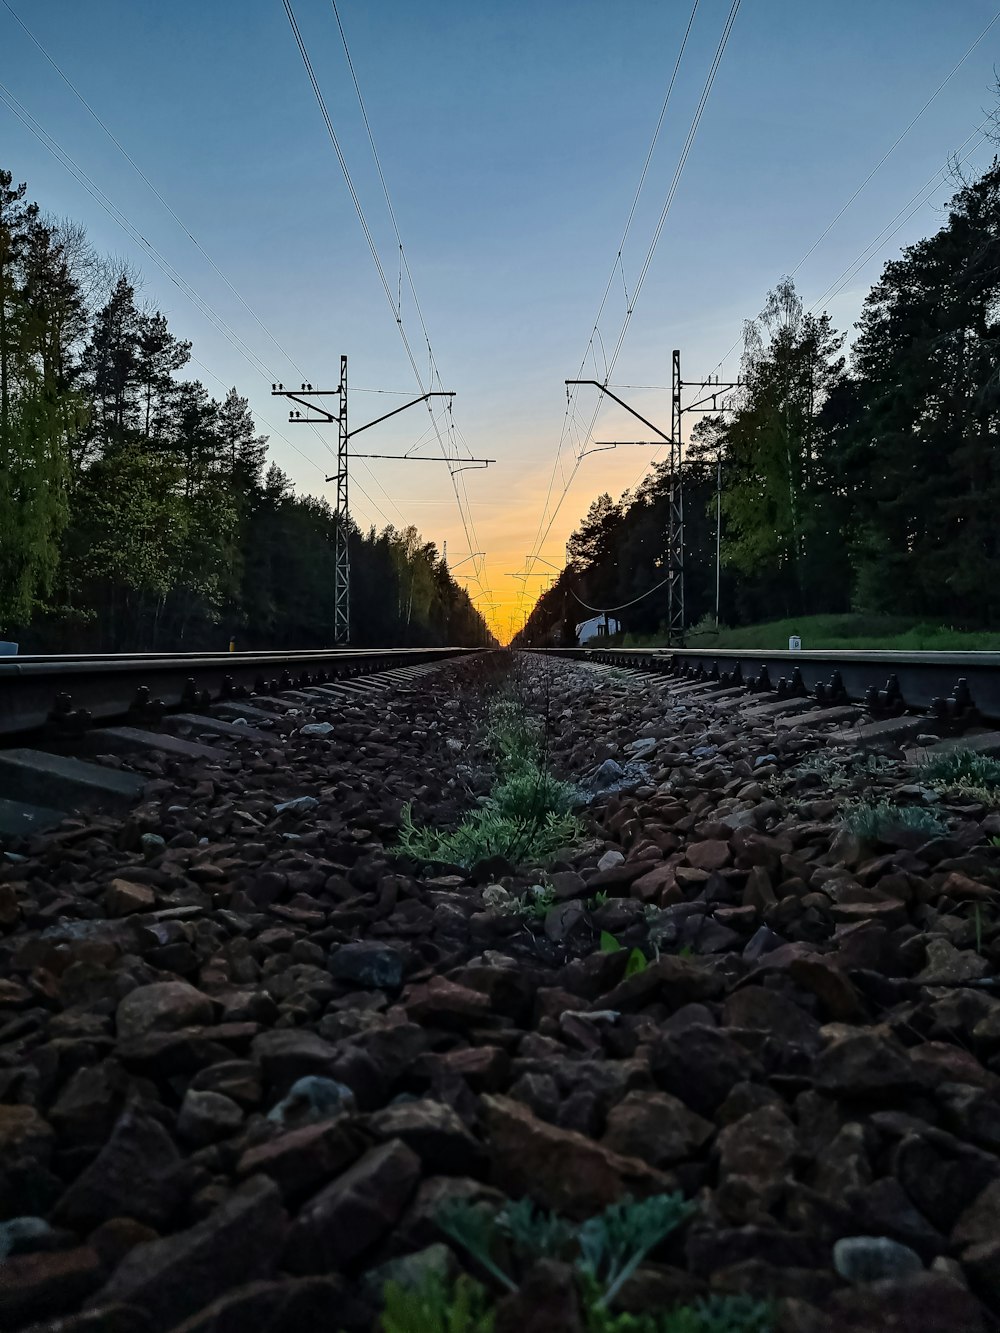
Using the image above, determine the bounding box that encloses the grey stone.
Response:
[362,1242,455,1301]
[0,1216,57,1260]
[597,850,625,873]
[328,942,403,990]
[116,981,214,1041]
[742,926,785,962]
[274,795,319,813]
[833,1235,924,1283]
[588,760,625,791]
[177,1090,243,1146]
[299,723,335,737]
[267,1076,357,1127]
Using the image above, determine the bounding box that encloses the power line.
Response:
[569,574,671,615]
[790,7,1000,279]
[807,123,993,314]
[282,0,496,615]
[524,0,703,579]
[522,0,742,601]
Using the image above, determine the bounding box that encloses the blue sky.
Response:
[2,0,998,638]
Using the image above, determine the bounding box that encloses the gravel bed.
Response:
[0,653,998,1332]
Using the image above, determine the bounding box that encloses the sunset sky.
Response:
[3,0,998,640]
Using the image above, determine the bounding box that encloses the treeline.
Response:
[520,153,1000,645]
[0,169,490,651]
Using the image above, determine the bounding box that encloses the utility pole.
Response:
[273,361,492,645]
[568,353,741,647]
[674,355,743,632]
[334,354,349,644]
[669,351,684,645]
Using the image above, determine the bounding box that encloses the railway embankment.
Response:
[0,652,998,1332]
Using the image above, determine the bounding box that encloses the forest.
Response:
[519,153,1000,647]
[0,168,491,652]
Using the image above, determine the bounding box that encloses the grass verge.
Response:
[617,614,1000,652]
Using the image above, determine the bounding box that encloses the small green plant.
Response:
[588,890,610,909]
[601,930,623,953]
[381,1271,495,1333]
[496,1196,576,1258]
[584,1291,774,1333]
[492,769,580,821]
[436,1201,519,1292]
[990,835,1000,849]
[842,800,948,841]
[512,884,556,920]
[919,749,1000,797]
[435,1194,694,1308]
[398,803,582,870]
[397,693,583,869]
[577,1194,695,1308]
[624,947,648,977]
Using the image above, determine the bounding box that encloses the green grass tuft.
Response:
[397,693,583,869]
[842,800,948,841]
[398,803,582,870]
[918,749,1000,802]
[491,768,580,821]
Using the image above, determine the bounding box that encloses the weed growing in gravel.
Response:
[918,749,1000,803]
[397,694,583,869]
[842,800,948,841]
[379,1192,772,1332]
[380,1271,495,1332]
[598,931,648,975]
[512,884,556,919]
[584,1290,774,1333]
[398,804,581,869]
[437,1193,695,1308]
[491,768,579,820]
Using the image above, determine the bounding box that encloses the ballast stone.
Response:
[833,1235,924,1283]
[115,981,214,1041]
[274,795,319,813]
[328,941,404,990]
[268,1076,357,1127]
[299,722,335,737]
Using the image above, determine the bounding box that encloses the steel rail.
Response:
[527,646,1000,721]
[0,647,478,738]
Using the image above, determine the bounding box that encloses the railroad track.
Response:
[1,650,999,1330]
[0,646,477,838]
[531,645,1000,726]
